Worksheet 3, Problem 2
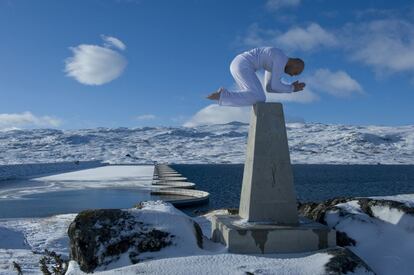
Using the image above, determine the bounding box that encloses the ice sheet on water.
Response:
[0,165,154,199]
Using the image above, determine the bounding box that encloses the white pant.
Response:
[218,55,266,107]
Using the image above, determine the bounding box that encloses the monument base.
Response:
[211,214,336,254]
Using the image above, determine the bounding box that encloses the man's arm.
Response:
[264,70,294,93]
[265,51,305,93]
[265,53,294,93]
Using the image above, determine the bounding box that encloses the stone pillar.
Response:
[211,102,336,254]
[239,102,298,224]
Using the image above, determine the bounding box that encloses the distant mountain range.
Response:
[1,122,413,165]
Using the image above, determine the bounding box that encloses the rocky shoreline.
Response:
[64,196,412,274]
[4,194,414,274]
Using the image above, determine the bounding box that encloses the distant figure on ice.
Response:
[207,47,305,106]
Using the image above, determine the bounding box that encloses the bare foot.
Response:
[206,87,224,101]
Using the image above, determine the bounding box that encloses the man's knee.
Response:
[230,63,241,78]
[247,93,266,105]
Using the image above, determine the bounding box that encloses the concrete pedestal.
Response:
[211,215,336,254]
[211,103,336,253]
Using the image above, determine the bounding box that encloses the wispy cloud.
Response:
[184,104,304,127]
[170,115,188,123]
[223,68,360,105]
[341,19,414,75]
[134,114,156,120]
[237,23,277,49]
[64,36,127,85]
[264,68,362,101]
[0,112,61,129]
[275,23,338,52]
[238,23,337,52]
[265,0,301,11]
[254,71,319,103]
[239,12,414,78]
[304,69,364,97]
[101,35,126,50]
[184,105,250,127]
[266,89,319,103]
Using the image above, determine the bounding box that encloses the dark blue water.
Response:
[0,188,156,218]
[171,164,414,214]
[1,164,413,218]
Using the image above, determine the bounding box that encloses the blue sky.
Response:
[1,0,413,129]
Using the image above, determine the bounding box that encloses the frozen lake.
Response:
[0,165,156,218]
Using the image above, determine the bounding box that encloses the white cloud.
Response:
[101,35,126,50]
[255,68,360,102]
[266,89,319,103]
[265,0,301,11]
[135,114,156,120]
[304,69,363,97]
[275,23,338,51]
[341,19,414,74]
[238,23,278,48]
[255,72,319,103]
[64,36,127,85]
[237,12,414,89]
[184,104,305,127]
[0,112,61,129]
[239,23,337,52]
[170,115,188,123]
[184,105,250,127]
[243,15,414,76]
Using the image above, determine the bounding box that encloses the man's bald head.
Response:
[285,58,305,76]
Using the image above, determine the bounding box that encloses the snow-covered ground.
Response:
[0,165,153,273]
[324,194,414,275]
[0,122,413,165]
[0,202,357,275]
[2,195,414,274]
[0,214,76,274]
[67,253,335,275]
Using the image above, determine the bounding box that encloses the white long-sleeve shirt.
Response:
[218,47,293,107]
[240,47,294,93]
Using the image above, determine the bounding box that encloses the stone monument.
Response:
[211,102,336,253]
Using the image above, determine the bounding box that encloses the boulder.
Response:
[324,247,375,275]
[68,209,172,273]
[297,197,353,225]
[68,202,205,273]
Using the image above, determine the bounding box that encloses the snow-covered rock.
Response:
[0,122,412,165]
[68,201,203,273]
[0,214,75,274]
[298,195,414,275]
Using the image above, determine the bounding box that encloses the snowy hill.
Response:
[0,122,413,165]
